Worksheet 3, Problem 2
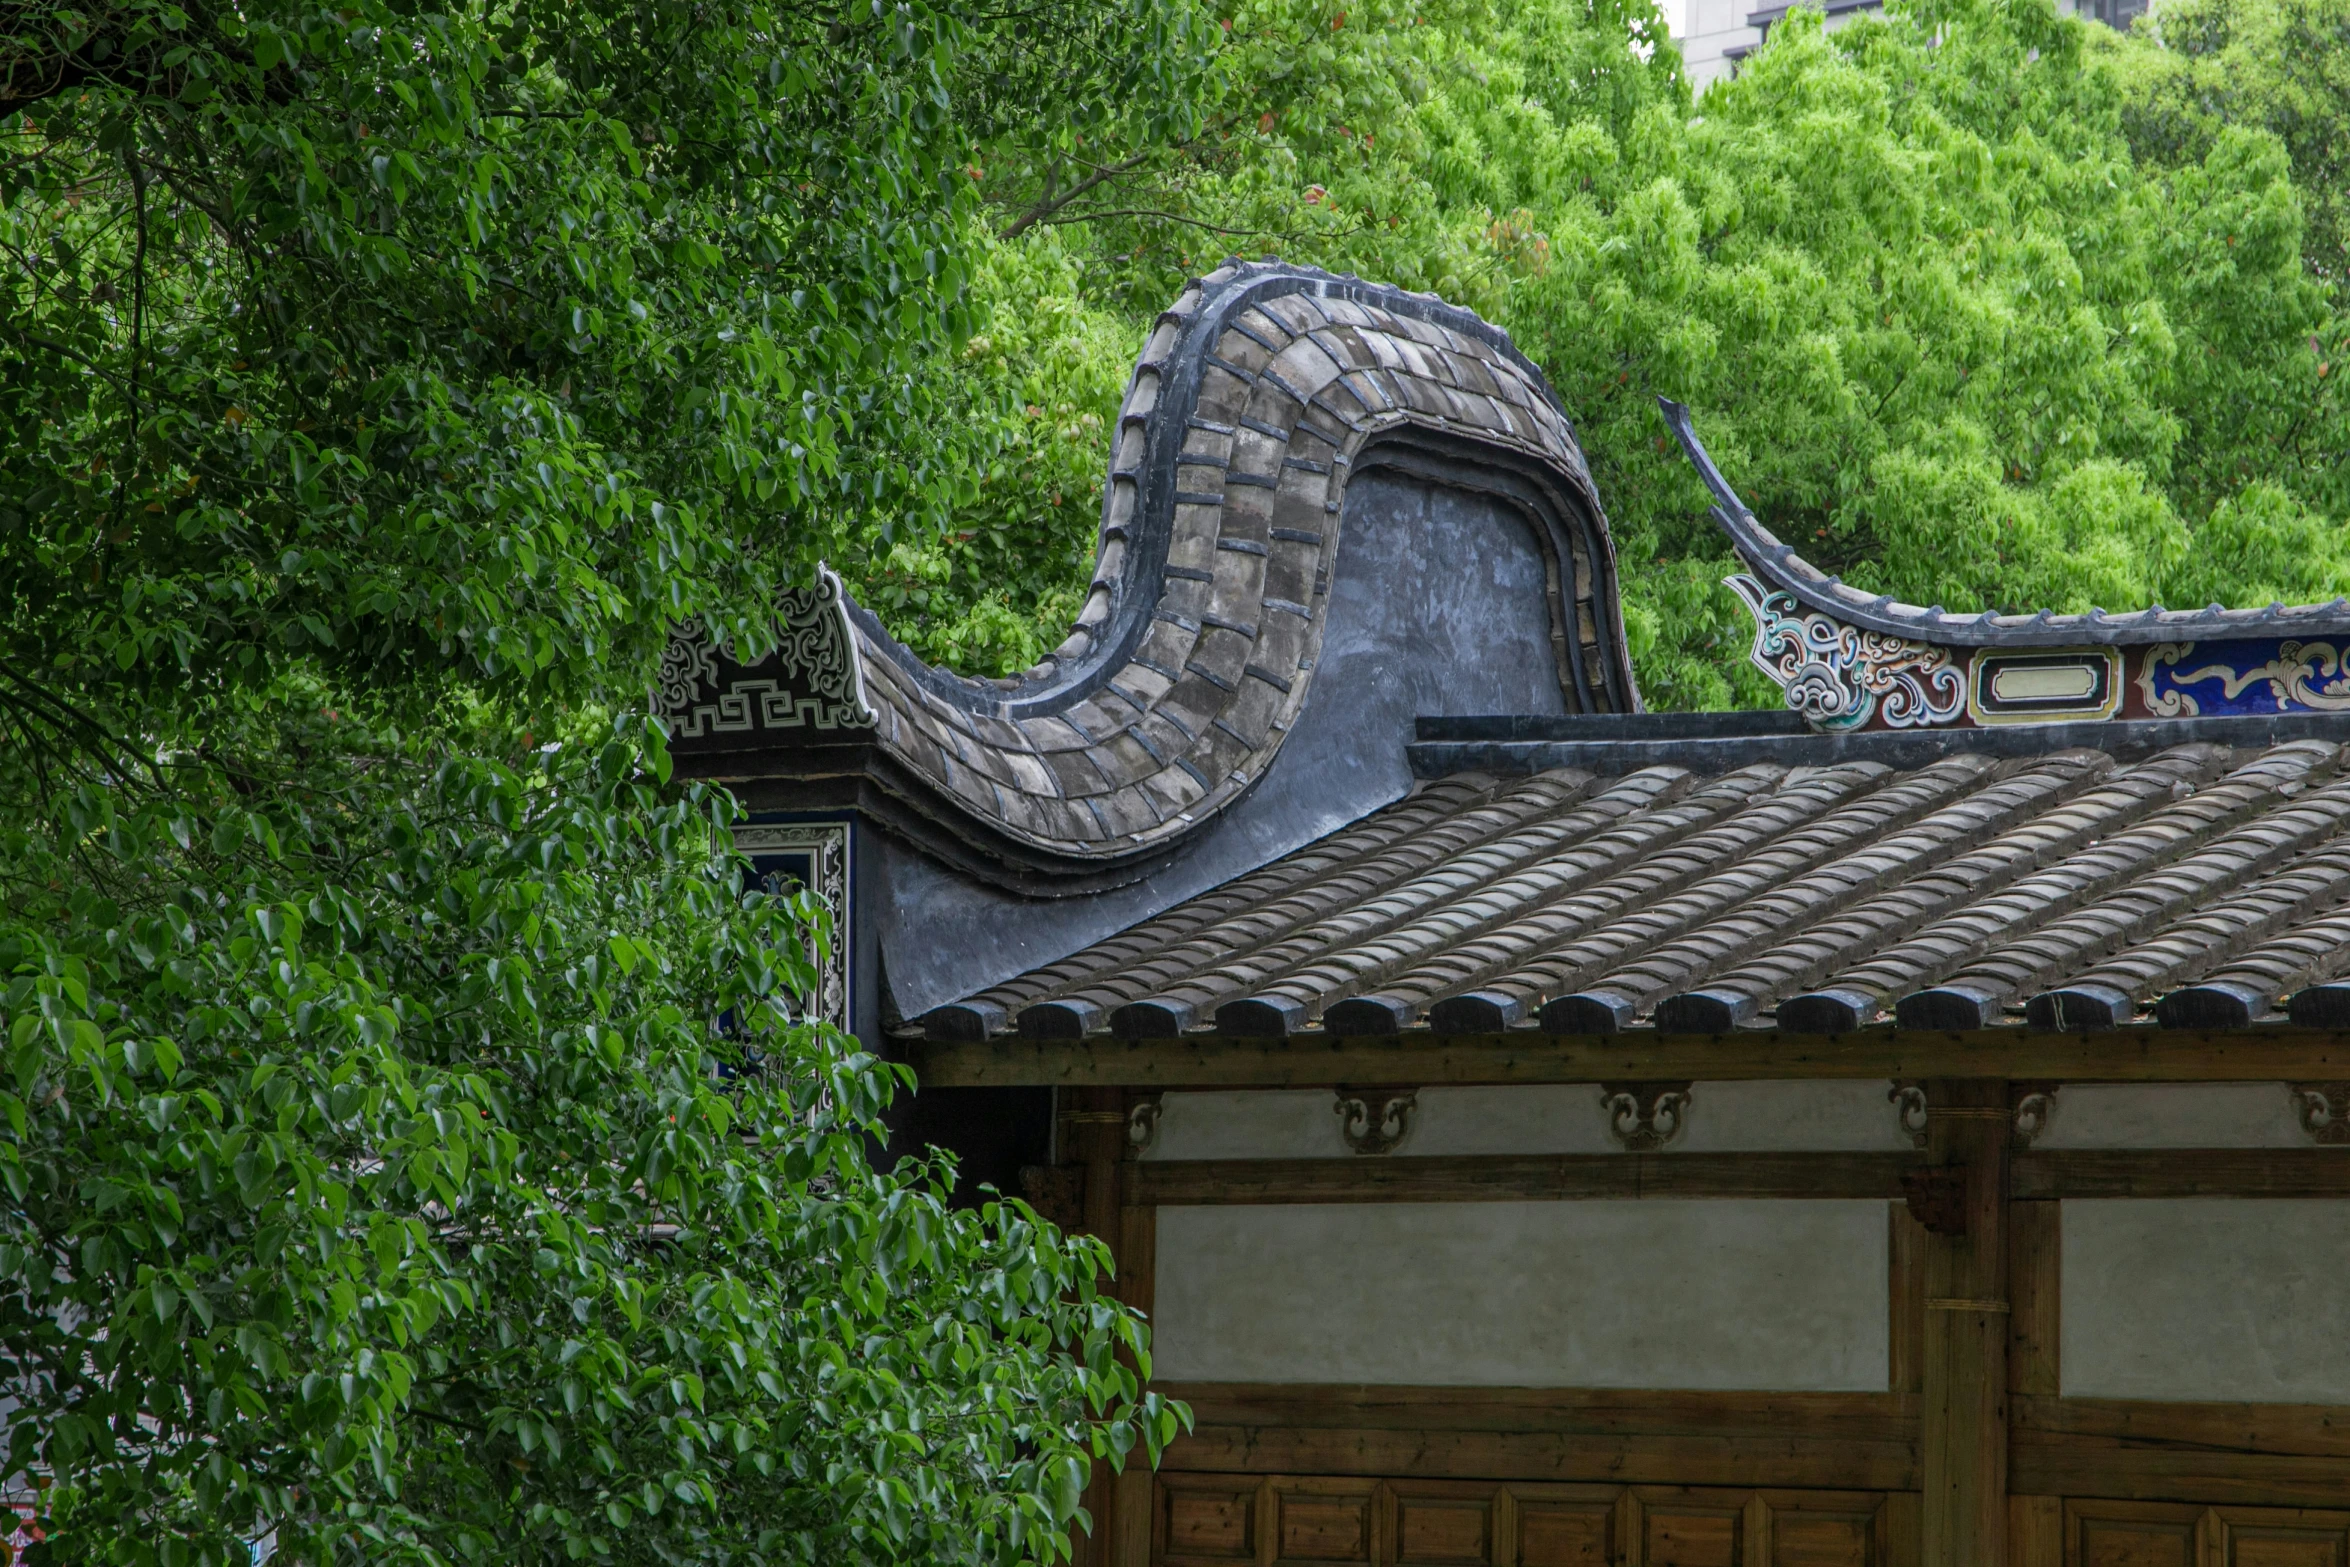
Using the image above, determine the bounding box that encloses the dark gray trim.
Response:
[1410,710,2350,779]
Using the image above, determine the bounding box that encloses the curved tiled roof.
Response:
[660,262,1636,879]
[921,736,2350,1040]
[1663,399,2350,649]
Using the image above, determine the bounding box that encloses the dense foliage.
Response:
[871,0,2350,710]
[0,0,1195,1560]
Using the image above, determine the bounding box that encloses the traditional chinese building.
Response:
[658,261,2350,1567]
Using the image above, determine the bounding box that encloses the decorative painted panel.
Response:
[1725,575,1963,732]
[1968,651,2122,726]
[2140,640,2350,718]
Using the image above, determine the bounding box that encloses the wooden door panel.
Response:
[1162,1478,1259,1565]
[2218,1507,2350,1567]
[2231,1539,2343,1567]
[1642,1498,1744,1567]
[2077,1522,2194,1567]
[1514,1500,1614,1567]
[1273,1481,1377,1564]
[1392,1493,1489,1566]
[1148,1475,1912,1567]
[1772,1511,1874,1567]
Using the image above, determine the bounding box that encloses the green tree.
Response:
[871,0,2350,708]
[0,0,1201,1558]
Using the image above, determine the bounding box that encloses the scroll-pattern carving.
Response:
[1726,574,1963,732]
[2291,1081,2350,1145]
[657,568,876,739]
[1601,1081,1691,1151]
[1334,1089,1417,1156]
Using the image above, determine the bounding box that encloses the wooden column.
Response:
[1919,1079,2011,1567]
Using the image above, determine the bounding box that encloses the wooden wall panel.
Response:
[1145,1478,1909,1567]
[2055,1500,2350,1567]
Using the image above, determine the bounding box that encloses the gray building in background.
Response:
[1675,0,2145,90]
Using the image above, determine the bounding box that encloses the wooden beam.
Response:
[910,1026,2350,1089]
[2009,1395,2350,1509]
[1920,1080,2008,1567]
[1121,1147,2350,1206]
[1153,1383,1921,1494]
[1133,1150,1918,1205]
[2012,1148,2350,1199]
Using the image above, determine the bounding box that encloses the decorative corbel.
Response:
[1334,1089,1418,1156]
[1900,1167,1969,1236]
[1125,1093,1165,1158]
[2290,1082,2350,1145]
[1601,1081,1692,1151]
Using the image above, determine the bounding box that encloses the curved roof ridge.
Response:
[1660,398,2350,649]
[659,262,1638,879]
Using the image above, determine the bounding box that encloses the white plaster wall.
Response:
[1147,1090,1346,1160]
[2031,1083,2310,1150]
[2064,1199,2350,1403]
[1145,1081,1912,1160]
[1411,1085,1621,1156]
[1673,1080,1915,1152]
[1153,1199,1890,1389]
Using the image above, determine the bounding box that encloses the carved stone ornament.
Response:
[1334,1090,1418,1156]
[1126,1094,1165,1158]
[1018,1165,1085,1231]
[1726,573,1965,732]
[655,565,878,739]
[1601,1081,1692,1151]
[2290,1082,2350,1145]
[1901,1167,1969,1237]
[1890,1083,1930,1150]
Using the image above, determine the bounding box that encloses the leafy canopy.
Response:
[0,0,1203,1561]
[868,0,2350,710]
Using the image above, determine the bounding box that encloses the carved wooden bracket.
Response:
[2291,1082,2350,1145]
[1892,1080,2057,1148]
[2010,1081,2059,1148]
[1019,1164,1086,1231]
[1334,1089,1418,1155]
[1601,1081,1692,1151]
[1890,1083,1930,1149]
[1126,1093,1165,1158]
[1901,1167,1969,1237]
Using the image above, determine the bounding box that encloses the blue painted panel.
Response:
[2142,639,2350,718]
